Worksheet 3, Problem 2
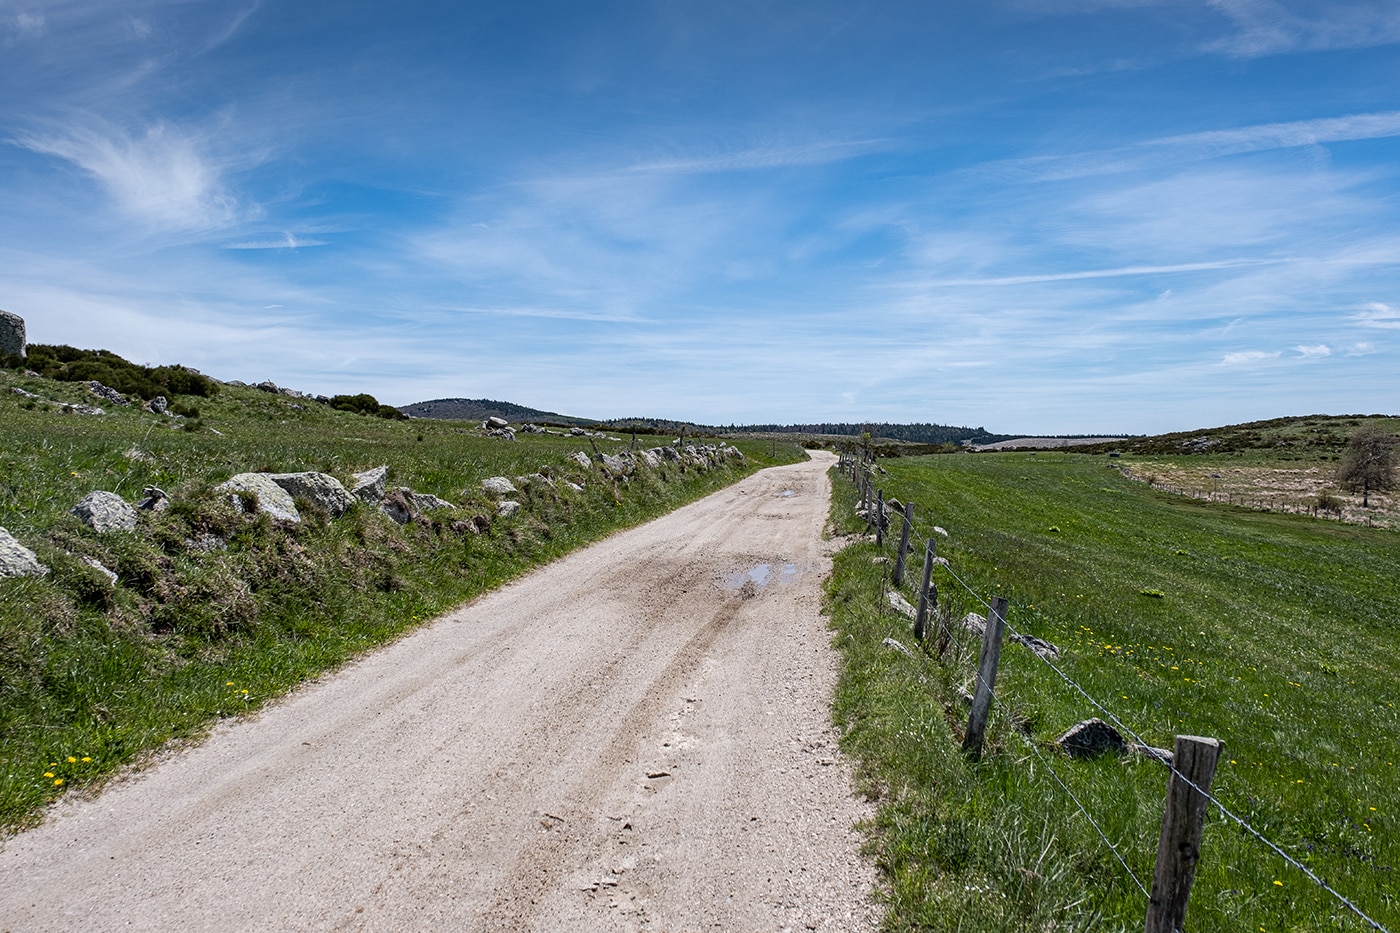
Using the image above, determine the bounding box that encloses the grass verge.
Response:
[825,451,1398,931]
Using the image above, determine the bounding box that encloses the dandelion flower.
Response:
[43,772,54,778]
[53,778,63,786]
[67,756,76,763]
[1273,880,1283,887]
[81,757,91,763]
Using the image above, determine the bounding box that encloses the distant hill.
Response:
[725,422,1015,446]
[399,398,598,426]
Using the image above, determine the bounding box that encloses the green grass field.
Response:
[0,368,804,832]
[825,451,1399,931]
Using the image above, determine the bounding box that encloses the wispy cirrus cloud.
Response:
[1221,349,1281,365]
[15,116,258,231]
[991,111,1400,182]
[225,233,327,250]
[1206,0,1400,57]
[626,138,894,175]
[1294,343,1331,357]
[1352,301,1400,328]
[908,258,1275,288]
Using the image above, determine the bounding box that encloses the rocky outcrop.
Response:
[0,310,25,358]
[217,473,301,523]
[408,491,454,512]
[496,500,521,518]
[269,472,353,517]
[351,466,388,503]
[0,527,46,577]
[71,491,139,533]
[86,381,130,407]
[568,451,591,469]
[148,396,168,415]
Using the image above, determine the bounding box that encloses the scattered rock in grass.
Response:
[61,402,105,416]
[71,491,139,533]
[601,453,634,477]
[351,465,389,503]
[1012,633,1061,660]
[0,527,47,577]
[484,416,509,429]
[147,395,168,415]
[569,451,592,469]
[12,386,39,398]
[135,485,170,512]
[496,500,521,519]
[525,472,555,488]
[565,482,584,493]
[1056,718,1128,759]
[887,592,916,618]
[882,636,916,659]
[269,472,354,517]
[961,611,986,637]
[408,491,454,512]
[379,488,413,525]
[86,381,129,407]
[1129,744,1175,767]
[0,309,26,357]
[637,448,661,469]
[218,473,301,523]
[481,476,518,497]
[81,556,119,583]
[451,519,478,536]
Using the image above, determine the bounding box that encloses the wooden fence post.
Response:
[1144,735,1223,933]
[913,538,936,640]
[962,596,1008,760]
[893,502,913,588]
[875,490,885,545]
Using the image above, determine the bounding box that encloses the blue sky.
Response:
[3,0,1399,433]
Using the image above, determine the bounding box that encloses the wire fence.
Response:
[838,453,1393,933]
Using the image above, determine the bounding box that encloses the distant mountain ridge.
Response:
[399,397,598,426]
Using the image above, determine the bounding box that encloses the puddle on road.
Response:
[722,562,802,592]
[779,489,796,498]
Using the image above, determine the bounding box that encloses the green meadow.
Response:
[0,367,803,832]
[825,451,1398,931]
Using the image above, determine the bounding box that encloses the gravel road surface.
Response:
[1,450,877,932]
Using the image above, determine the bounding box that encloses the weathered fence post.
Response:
[1144,735,1223,933]
[913,538,936,640]
[962,595,1008,760]
[893,502,913,588]
[875,490,885,545]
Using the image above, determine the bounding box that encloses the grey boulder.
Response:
[351,466,389,503]
[217,473,301,523]
[269,472,353,517]
[0,527,46,577]
[0,309,25,358]
[1056,718,1128,759]
[481,476,518,497]
[71,491,138,533]
[496,500,521,518]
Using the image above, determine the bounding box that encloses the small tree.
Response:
[1336,426,1398,507]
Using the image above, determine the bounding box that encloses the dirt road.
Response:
[1,450,877,931]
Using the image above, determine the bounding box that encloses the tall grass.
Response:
[826,452,1399,931]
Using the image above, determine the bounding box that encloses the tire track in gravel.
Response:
[0,450,877,932]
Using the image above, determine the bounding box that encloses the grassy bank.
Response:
[0,369,804,832]
[825,451,1398,931]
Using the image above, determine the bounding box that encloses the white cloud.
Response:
[1352,302,1400,329]
[1221,350,1281,365]
[626,138,894,175]
[1206,0,1400,57]
[911,259,1273,288]
[17,117,247,231]
[225,233,327,250]
[1294,343,1331,357]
